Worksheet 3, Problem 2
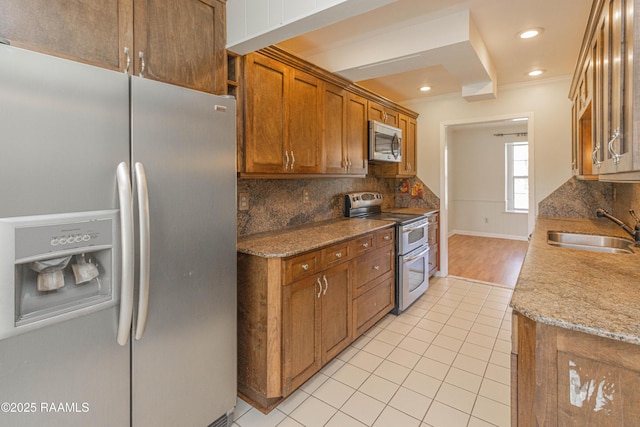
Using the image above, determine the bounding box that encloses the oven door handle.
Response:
[402,222,428,233]
[403,246,430,262]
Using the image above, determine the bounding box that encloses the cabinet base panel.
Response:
[237,388,284,414]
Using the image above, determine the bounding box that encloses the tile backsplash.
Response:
[237,176,440,236]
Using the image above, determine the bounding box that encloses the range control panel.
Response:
[15,218,113,261]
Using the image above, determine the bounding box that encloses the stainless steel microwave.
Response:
[369,120,402,163]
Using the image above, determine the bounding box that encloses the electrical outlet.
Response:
[303,189,310,203]
[238,192,249,211]
[484,217,489,223]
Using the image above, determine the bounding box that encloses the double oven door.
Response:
[396,216,430,313]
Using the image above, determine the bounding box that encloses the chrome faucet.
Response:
[595,208,640,246]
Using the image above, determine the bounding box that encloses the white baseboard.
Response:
[448,229,529,241]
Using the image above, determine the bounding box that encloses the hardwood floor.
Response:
[447,234,529,287]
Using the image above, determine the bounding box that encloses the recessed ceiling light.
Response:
[518,28,544,39]
[419,86,431,92]
[528,69,545,77]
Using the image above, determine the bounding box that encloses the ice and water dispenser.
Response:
[0,210,119,339]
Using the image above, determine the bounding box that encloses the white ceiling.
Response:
[276,0,594,103]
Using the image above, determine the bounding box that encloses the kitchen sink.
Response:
[547,231,635,254]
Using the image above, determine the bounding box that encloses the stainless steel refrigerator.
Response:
[0,44,237,427]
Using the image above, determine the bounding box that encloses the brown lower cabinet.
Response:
[512,312,640,426]
[238,226,395,412]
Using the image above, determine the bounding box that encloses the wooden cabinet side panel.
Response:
[516,313,538,427]
[535,322,559,427]
[237,254,275,397]
[0,0,131,70]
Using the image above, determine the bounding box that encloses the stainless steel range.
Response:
[345,192,433,314]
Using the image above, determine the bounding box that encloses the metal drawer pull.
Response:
[383,235,391,240]
[291,151,295,169]
[316,277,322,298]
[373,265,380,270]
[301,263,309,271]
[323,275,328,295]
[285,151,290,170]
[335,252,342,258]
[362,242,369,248]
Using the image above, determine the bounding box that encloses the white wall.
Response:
[405,77,573,206]
[226,0,395,54]
[448,125,528,239]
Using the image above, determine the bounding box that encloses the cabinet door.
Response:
[346,92,369,175]
[323,83,348,174]
[287,69,323,173]
[244,53,288,173]
[320,263,352,363]
[405,116,418,176]
[282,276,321,395]
[133,0,225,94]
[0,0,132,71]
[368,101,398,126]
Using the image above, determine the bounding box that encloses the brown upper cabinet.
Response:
[0,0,227,95]
[323,83,369,175]
[243,53,322,174]
[239,46,418,178]
[368,101,399,128]
[569,0,640,180]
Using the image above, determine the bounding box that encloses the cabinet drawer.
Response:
[354,247,393,295]
[322,241,352,267]
[353,275,394,336]
[376,228,394,247]
[354,233,376,255]
[285,251,321,283]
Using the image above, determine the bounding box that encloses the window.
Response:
[506,142,528,212]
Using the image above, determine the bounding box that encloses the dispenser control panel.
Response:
[15,218,112,261]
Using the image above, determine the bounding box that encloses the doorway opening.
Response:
[438,114,535,286]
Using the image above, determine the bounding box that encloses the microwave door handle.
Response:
[392,133,399,157]
[404,247,430,262]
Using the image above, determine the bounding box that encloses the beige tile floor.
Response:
[233,276,513,427]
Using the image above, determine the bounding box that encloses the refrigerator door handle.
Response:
[134,162,151,340]
[116,162,135,346]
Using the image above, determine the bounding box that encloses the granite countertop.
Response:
[237,218,395,258]
[510,216,640,344]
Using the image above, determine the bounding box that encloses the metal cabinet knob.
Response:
[301,263,309,271]
[373,265,380,270]
[335,252,342,258]
[362,242,369,248]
